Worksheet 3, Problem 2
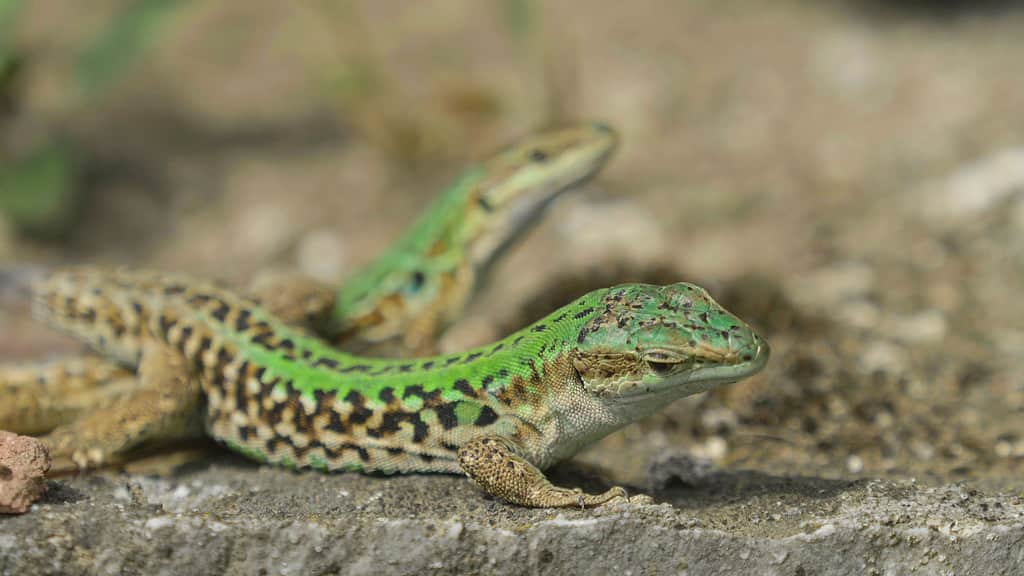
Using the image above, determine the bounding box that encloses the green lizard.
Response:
[31,267,768,507]
[1,123,617,434]
[254,121,620,355]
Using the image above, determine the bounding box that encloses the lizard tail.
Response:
[30,267,148,365]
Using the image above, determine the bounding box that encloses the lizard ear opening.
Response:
[571,351,642,396]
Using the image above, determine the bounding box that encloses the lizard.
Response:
[252,121,620,355]
[27,267,768,508]
[0,122,618,435]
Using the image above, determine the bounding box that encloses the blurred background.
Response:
[2,0,1023,490]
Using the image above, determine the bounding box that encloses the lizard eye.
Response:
[406,271,426,293]
[643,349,685,375]
[528,149,549,163]
[646,359,676,375]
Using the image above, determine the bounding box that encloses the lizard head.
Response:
[461,121,619,268]
[571,283,769,408]
[471,122,618,219]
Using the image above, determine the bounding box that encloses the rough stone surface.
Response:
[1,457,1022,575]
[4,1,1024,574]
[0,431,51,514]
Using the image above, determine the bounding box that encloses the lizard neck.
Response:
[325,167,485,339]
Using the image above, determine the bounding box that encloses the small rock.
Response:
[0,431,51,514]
[847,455,864,474]
[646,453,716,490]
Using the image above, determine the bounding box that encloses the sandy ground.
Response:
[2,1,1024,573]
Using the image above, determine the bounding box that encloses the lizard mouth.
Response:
[611,337,770,403]
[682,337,769,389]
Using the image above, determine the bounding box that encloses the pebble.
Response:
[847,455,864,474]
[0,431,51,514]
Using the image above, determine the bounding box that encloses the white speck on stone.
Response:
[207,520,229,533]
[812,524,836,538]
[144,516,176,533]
[445,522,464,540]
[847,455,864,474]
[542,515,609,528]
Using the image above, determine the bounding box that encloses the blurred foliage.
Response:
[0,0,188,240]
[0,0,20,31]
[502,0,533,39]
[76,0,188,99]
[0,144,76,238]
[0,0,23,104]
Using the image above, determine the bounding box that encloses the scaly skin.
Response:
[0,357,134,435]
[28,267,768,507]
[284,122,619,354]
[0,123,617,434]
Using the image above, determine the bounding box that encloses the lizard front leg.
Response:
[41,342,202,472]
[458,434,628,508]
